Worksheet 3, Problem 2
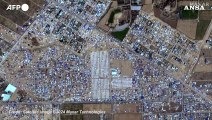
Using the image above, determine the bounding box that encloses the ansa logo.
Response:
[184,2,209,10]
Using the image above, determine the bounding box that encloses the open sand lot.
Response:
[0,25,19,42]
[201,48,212,57]
[191,72,212,80]
[177,20,197,39]
[193,56,212,72]
[199,11,212,20]
[97,1,117,32]
[154,7,177,28]
[83,104,112,113]
[114,103,140,113]
[0,16,20,34]
[111,59,133,77]
[144,0,152,4]
[142,4,153,13]
[193,48,212,72]
[114,113,142,120]
[83,114,100,120]
[30,0,45,6]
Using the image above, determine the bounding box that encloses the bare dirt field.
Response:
[30,0,45,6]
[199,11,212,21]
[114,103,140,113]
[142,4,153,13]
[111,59,133,77]
[97,1,117,32]
[177,20,197,39]
[83,104,112,113]
[193,49,212,73]
[114,113,142,120]
[201,48,212,57]
[154,7,177,28]
[191,72,212,80]
[83,114,100,120]
[0,16,19,33]
[144,0,152,4]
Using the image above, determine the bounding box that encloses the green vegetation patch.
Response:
[0,49,3,56]
[196,20,210,40]
[111,28,129,41]
[179,8,198,19]
[108,9,121,23]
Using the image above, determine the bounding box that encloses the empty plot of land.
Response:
[177,20,197,39]
[97,1,117,32]
[83,115,100,120]
[154,7,177,28]
[114,104,139,113]
[191,72,212,80]
[0,16,20,34]
[142,4,153,13]
[144,0,152,4]
[199,11,212,20]
[196,20,210,40]
[60,103,83,120]
[111,59,133,76]
[30,0,45,6]
[0,0,30,26]
[114,113,142,120]
[202,49,212,57]
[193,49,212,73]
[194,56,212,72]
[83,104,112,113]
[5,0,42,16]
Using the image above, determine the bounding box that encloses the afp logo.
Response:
[6,4,29,11]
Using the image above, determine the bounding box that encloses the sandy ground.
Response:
[114,103,140,113]
[191,71,212,80]
[142,4,153,14]
[83,104,112,113]
[154,7,177,28]
[193,56,212,73]
[0,25,19,42]
[112,103,143,120]
[144,0,152,4]
[199,11,212,20]
[110,59,133,77]
[97,1,118,32]
[177,20,197,39]
[114,113,142,120]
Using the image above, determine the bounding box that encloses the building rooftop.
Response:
[5,84,17,93]
[1,94,11,101]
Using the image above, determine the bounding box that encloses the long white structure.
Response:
[90,51,110,100]
[111,78,132,88]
